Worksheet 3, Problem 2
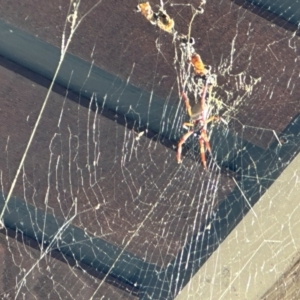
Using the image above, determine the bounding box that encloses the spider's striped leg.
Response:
[199,130,211,169]
[199,135,206,169]
[182,122,194,129]
[177,131,193,163]
[202,130,211,153]
[205,116,220,124]
[181,92,192,117]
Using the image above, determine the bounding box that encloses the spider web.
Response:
[0,0,299,299]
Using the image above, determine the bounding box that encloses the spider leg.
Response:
[183,122,193,129]
[198,117,220,169]
[205,116,220,124]
[200,130,212,169]
[181,92,192,117]
[199,135,207,169]
[202,130,211,153]
[177,131,193,163]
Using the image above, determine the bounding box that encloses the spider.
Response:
[176,79,219,169]
[136,2,156,24]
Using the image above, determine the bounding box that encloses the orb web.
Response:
[0,0,299,299]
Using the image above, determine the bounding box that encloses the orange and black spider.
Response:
[177,80,219,169]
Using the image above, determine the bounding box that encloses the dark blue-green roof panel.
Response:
[248,0,300,25]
